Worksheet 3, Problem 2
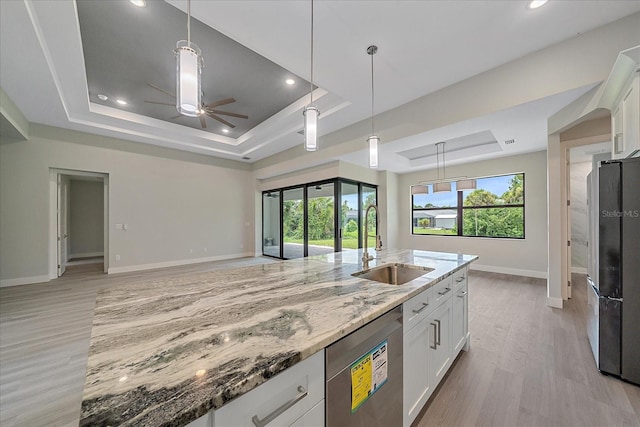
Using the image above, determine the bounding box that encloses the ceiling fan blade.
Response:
[205,98,235,108]
[206,109,248,119]
[147,83,175,98]
[207,113,236,128]
[199,115,207,129]
[145,101,175,106]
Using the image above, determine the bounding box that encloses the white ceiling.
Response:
[1,0,639,169]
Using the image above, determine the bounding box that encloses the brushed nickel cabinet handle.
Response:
[457,291,468,298]
[438,287,451,296]
[456,276,465,283]
[412,302,429,314]
[430,323,438,349]
[251,385,308,427]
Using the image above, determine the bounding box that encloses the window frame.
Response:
[411,172,525,239]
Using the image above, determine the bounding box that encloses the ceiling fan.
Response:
[144,83,248,129]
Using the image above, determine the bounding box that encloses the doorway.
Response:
[49,169,109,278]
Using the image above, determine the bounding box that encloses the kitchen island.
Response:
[80,249,477,426]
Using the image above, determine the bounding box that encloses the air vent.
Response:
[504,139,516,145]
[242,156,251,160]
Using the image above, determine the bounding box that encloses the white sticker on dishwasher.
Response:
[350,340,388,413]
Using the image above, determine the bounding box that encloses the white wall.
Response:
[69,179,104,257]
[569,161,591,273]
[398,151,548,278]
[0,125,254,283]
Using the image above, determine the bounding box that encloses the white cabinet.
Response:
[402,267,469,427]
[612,71,640,159]
[427,297,452,388]
[451,269,469,355]
[403,314,432,427]
[212,350,324,427]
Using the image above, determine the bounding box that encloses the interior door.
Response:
[57,175,69,276]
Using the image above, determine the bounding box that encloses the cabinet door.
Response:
[403,319,430,427]
[289,399,324,427]
[622,73,639,158]
[428,300,452,388]
[612,104,624,159]
[451,284,468,355]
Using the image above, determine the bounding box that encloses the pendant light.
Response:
[433,142,451,193]
[411,185,429,195]
[175,0,203,117]
[303,0,319,151]
[367,45,379,168]
[456,178,477,190]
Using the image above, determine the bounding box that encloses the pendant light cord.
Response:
[310,0,314,105]
[187,0,191,44]
[370,50,375,136]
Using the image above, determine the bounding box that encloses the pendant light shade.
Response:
[367,45,379,169]
[456,179,477,190]
[411,185,429,195]
[433,182,452,193]
[303,106,319,151]
[175,41,202,117]
[175,0,202,118]
[368,135,379,168]
[304,0,319,151]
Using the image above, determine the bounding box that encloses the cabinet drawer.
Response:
[403,287,433,330]
[214,350,324,427]
[452,267,468,291]
[431,276,453,307]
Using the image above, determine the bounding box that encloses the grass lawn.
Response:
[283,237,360,249]
[412,228,457,235]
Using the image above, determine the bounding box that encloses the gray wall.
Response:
[0,125,254,283]
[69,179,104,257]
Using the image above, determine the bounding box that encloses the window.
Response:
[412,173,524,239]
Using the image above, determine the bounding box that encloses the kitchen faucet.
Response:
[362,204,382,268]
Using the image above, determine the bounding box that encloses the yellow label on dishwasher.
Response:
[350,340,388,413]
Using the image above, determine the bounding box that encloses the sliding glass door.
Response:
[263,179,377,259]
[307,183,335,256]
[282,188,304,259]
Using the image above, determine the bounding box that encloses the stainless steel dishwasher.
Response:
[326,306,403,426]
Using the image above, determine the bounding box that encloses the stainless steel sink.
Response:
[352,263,434,285]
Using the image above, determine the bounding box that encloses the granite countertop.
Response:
[80,248,477,426]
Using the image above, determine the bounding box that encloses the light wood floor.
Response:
[1,262,639,426]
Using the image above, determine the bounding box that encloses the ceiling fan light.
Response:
[303,106,319,151]
[175,40,202,118]
[456,179,477,190]
[411,185,429,195]
[433,182,452,193]
[368,135,379,168]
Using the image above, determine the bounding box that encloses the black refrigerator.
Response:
[589,157,640,385]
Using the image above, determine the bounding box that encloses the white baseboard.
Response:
[547,297,564,309]
[107,252,254,274]
[0,275,50,288]
[469,263,548,279]
[69,252,104,259]
[571,267,587,275]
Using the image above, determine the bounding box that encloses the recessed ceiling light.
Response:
[222,128,230,133]
[285,78,295,85]
[129,0,146,7]
[97,94,108,101]
[116,99,128,105]
[528,0,548,9]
